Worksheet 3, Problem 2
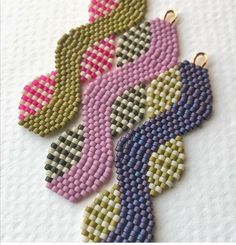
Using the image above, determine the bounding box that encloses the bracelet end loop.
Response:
[193,52,208,68]
[164,10,178,24]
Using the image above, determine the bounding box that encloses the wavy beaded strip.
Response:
[45,21,150,183]
[101,61,213,242]
[19,0,147,136]
[18,0,119,123]
[45,64,183,183]
[45,84,147,183]
[45,21,152,182]
[46,18,179,202]
[81,66,183,242]
[45,76,182,183]
[82,137,184,242]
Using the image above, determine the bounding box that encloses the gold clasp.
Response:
[164,10,177,24]
[193,52,208,68]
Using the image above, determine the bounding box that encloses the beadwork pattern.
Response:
[16,1,214,242]
[110,84,146,136]
[46,18,179,202]
[82,185,121,242]
[146,67,182,118]
[88,0,119,23]
[19,0,147,136]
[81,66,184,242]
[147,136,184,196]
[45,65,183,183]
[81,66,185,241]
[102,61,213,242]
[81,0,119,82]
[80,37,115,83]
[44,21,152,183]
[81,137,184,242]
[45,83,146,183]
[18,0,119,123]
[18,71,56,121]
[116,22,151,67]
[45,125,84,183]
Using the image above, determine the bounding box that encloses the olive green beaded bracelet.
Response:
[19,0,147,136]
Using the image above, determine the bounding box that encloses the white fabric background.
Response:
[1,0,236,242]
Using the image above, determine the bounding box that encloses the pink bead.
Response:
[69,196,76,202]
[58,189,64,196]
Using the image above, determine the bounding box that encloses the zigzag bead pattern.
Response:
[19,0,147,136]
[88,0,119,23]
[102,61,213,242]
[146,67,182,118]
[47,18,179,202]
[116,21,151,67]
[80,37,116,82]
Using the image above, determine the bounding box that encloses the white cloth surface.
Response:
[1,0,236,242]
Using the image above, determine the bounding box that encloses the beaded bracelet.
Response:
[18,0,147,136]
[82,56,213,242]
[18,0,119,123]
[82,136,184,242]
[46,16,179,202]
[44,20,153,183]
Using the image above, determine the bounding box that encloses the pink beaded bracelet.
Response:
[47,17,179,202]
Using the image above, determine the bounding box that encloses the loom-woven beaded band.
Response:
[82,60,213,242]
[46,17,179,202]
[19,0,147,136]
